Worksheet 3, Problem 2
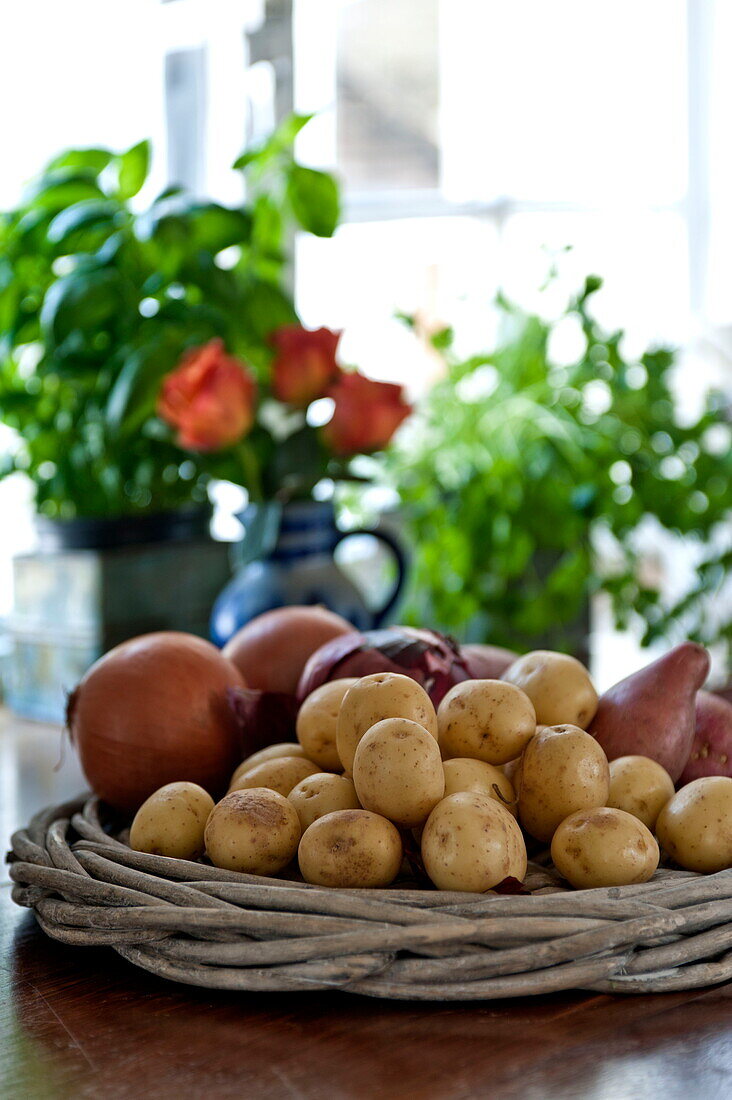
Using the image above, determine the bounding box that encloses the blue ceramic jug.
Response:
[210,500,406,647]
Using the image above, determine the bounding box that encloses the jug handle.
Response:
[334,527,408,627]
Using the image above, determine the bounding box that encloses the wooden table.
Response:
[2,709,732,1099]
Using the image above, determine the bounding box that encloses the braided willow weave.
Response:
[8,795,732,1000]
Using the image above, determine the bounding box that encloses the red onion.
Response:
[297,627,474,707]
[227,687,300,757]
[67,632,245,813]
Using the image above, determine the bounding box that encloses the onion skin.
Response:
[223,606,355,695]
[462,644,518,680]
[227,687,300,756]
[297,627,473,707]
[67,632,245,814]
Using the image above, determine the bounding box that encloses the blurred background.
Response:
[0,0,730,719]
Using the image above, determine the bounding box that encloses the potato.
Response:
[502,650,598,729]
[442,758,516,815]
[437,679,536,764]
[296,678,358,771]
[607,755,675,831]
[230,742,307,788]
[337,672,438,774]
[352,718,445,828]
[421,792,527,892]
[288,773,361,831]
[298,809,403,887]
[551,807,659,889]
[230,755,320,798]
[205,788,301,874]
[130,781,214,860]
[518,724,610,842]
[656,777,732,873]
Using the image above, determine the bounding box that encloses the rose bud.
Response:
[271,325,341,407]
[322,371,412,456]
[158,339,256,451]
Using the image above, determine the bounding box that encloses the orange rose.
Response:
[322,371,412,457]
[271,325,341,407]
[157,339,256,451]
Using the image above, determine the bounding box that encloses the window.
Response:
[292,0,732,395]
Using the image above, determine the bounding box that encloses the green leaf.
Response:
[238,278,297,342]
[22,170,105,213]
[251,193,284,257]
[106,344,176,435]
[40,267,124,346]
[286,165,340,237]
[189,203,252,252]
[154,184,184,202]
[430,326,454,350]
[265,425,328,497]
[47,200,123,249]
[232,113,314,170]
[46,148,112,175]
[117,140,151,200]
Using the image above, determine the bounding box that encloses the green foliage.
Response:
[286,166,340,237]
[0,123,340,517]
[386,277,732,660]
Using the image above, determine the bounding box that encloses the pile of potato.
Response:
[130,653,732,892]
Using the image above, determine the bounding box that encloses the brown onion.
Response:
[67,632,245,813]
[462,643,518,680]
[297,627,473,707]
[223,605,355,695]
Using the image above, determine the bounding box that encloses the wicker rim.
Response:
[8,795,732,1000]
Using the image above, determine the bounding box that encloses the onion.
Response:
[223,605,355,695]
[462,643,518,681]
[297,627,473,707]
[227,687,300,757]
[67,632,245,813]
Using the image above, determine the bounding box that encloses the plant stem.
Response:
[238,440,264,502]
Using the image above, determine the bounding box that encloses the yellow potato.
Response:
[298,809,403,887]
[656,777,732,873]
[230,755,320,797]
[336,672,438,774]
[230,742,307,788]
[518,724,610,843]
[442,758,516,815]
[437,679,536,764]
[296,678,358,771]
[421,792,527,892]
[607,755,675,831]
[352,717,445,828]
[551,807,659,889]
[205,788,301,874]
[288,772,361,831]
[502,650,598,728]
[129,781,214,860]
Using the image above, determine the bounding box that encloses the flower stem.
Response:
[237,440,264,502]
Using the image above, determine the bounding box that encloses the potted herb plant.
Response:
[0,114,336,542]
[0,115,411,717]
[385,276,732,668]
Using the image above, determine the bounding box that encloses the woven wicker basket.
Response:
[8,795,732,1000]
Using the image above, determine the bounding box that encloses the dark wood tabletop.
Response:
[2,709,732,1100]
